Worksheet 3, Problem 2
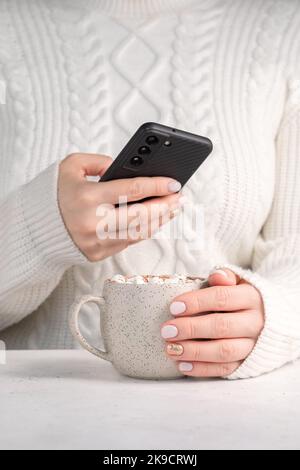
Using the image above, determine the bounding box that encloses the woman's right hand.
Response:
[58,153,184,262]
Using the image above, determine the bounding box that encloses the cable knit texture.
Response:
[0,0,300,379]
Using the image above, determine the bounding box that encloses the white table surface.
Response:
[0,350,299,450]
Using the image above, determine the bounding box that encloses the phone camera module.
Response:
[138,145,151,155]
[130,156,144,167]
[146,135,159,145]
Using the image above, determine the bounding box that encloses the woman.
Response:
[0,0,300,379]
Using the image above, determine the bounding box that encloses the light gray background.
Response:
[0,350,299,450]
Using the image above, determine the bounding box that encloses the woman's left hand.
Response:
[161,269,265,378]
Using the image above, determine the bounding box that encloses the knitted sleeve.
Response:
[0,162,87,331]
[222,79,300,379]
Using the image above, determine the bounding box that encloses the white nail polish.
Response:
[210,269,228,278]
[168,181,182,193]
[170,301,186,316]
[179,362,193,372]
[161,325,178,339]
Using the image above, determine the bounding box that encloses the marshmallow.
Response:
[174,274,187,282]
[111,274,126,283]
[110,274,200,285]
[126,275,146,284]
[148,276,165,285]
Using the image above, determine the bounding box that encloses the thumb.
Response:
[70,153,113,178]
[208,268,240,287]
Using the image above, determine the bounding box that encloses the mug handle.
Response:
[69,295,111,362]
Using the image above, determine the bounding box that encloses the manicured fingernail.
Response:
[170,301,186,316]
[210,269,228,278]
[161,325,178,339]
[167,343,184,356]
[179,362,193,372]
[168,181,182,193]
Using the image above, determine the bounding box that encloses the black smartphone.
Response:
[100,122,213,188]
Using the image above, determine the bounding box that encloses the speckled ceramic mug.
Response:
[69,277,205,380]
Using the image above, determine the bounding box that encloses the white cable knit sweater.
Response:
[1,0,300,379]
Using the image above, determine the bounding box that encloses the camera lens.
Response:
[130,156,144,167]
[146,135,159,145]
[138,145,151,155]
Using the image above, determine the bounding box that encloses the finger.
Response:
[178,361,242,378]
[170,284,262,316]
[122,205,180,240]
[84,195,181,247]
[96,176,182,204]
[65,153,113,177]
[98,212,178,242]
[96,193,183,234]
[208,268,239,287]
[161,310,264,341]
[165,338,255,363]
